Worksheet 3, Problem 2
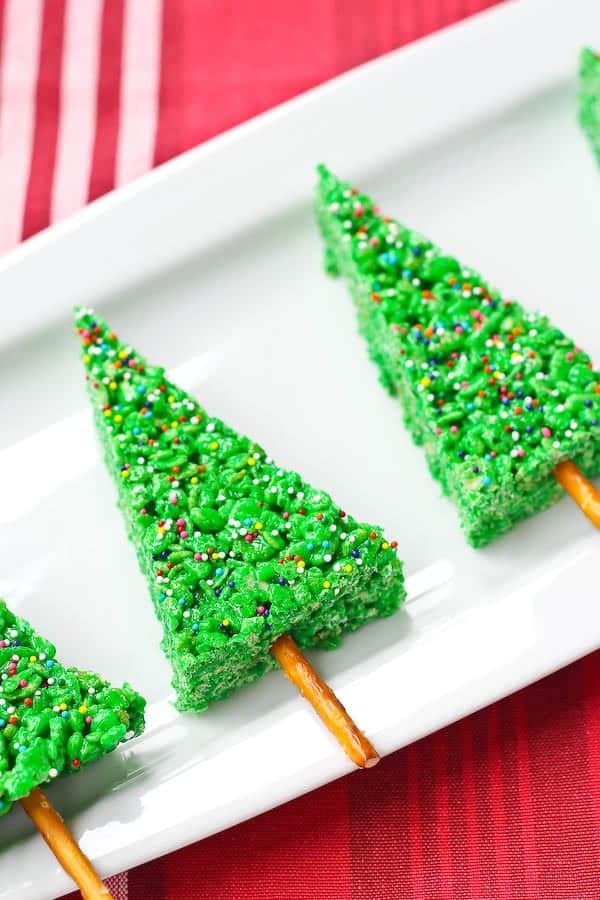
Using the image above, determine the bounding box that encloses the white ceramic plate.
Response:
[2,1,600,896]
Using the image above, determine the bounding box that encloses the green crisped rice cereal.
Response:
[315,165,600,547]
[579,47,600,166]
[0,599,145,816]
[75,310,405,712]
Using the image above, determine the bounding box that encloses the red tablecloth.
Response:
[2,0,599,897]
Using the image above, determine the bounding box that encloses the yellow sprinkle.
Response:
[210,441,218,450]
[171,421,179,429]
[343,564,352,573]
[109,381,117,390]
[247,457,255,466]
[157,527,165,535]
[190,476,199,484]
[103,409,112,417]
[255,522,263,530]
[118,349,127,359]
[168,395,175,404]
[420,376,431,387]
[114,414,122,423]
[121,469,129,478]
[83,354,91,364]
[211,552,219,561]
[29,656,37,663]
[382,542,389,550]
[323,580,331,589]
[59,703,67,711]
[222,619,230,627]
[78,706,88,715]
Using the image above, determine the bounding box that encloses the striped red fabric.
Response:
[1,1,599,897]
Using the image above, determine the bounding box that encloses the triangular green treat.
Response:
[75,310,405,711]
[579,47,600,165]
[0,599,145,817]
[315,165,600,547]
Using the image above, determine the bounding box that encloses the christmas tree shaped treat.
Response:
[75,309,405,768]
[316,165,600,547]
[579,47,600,166]
[0,598,145,898]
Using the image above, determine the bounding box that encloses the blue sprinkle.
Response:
[144,412,153,419]
[46,660,55,668]
[412,246,422,256]
[472,466,480,474]
[321,540,329,548]
[192,624,199,632]
[526,426,533,433]
[278,577,287,586]
[214,588,222,597]
[228,581,236,588]
[351,549,360,558]
[0,720,6,729]
[215,567,223,576]
[306,542,314,551]
[136,385,145,394]
[243,518,252,526]
[133,427,141,435]
[483,476,492,486]
[61,711,69,719]
[466,402,474,411]
[585,400,593,408]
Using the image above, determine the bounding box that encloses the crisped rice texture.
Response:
[75,310,405,711]
[0,599,145,816]
[579,47,600,167]
[316,165,600,547]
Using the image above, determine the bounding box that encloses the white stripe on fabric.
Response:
[0,0,44,253]
[115,0,162,186]
[50,0,103,224]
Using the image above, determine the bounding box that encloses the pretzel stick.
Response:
[554,461,600,528]
[20,788,113,900]
[271,633,380,768]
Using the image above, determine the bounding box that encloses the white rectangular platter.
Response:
[1,1,600,897]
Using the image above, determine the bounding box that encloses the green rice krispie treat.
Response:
[75,310,405,711]
[579,47,600,166]
[0,599,145,816]
[315,165,600,547]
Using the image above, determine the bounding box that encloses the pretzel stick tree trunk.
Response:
[554,461,600,528]
[271,634,379,768]
[20,789,114,900]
